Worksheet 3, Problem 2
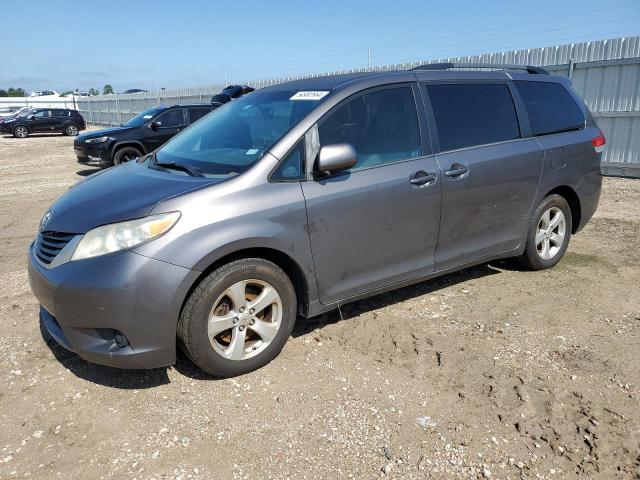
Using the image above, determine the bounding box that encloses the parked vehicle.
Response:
[29,64,603,377]
[74,103,217,168]
[211,84,254,105]
[30,90,60,97]
[0,106,23,118]
[121,89,149,94]
[0,108,85,137]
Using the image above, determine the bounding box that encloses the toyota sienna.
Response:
[28,64,603,377]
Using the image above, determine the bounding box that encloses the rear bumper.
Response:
[28,244,200,369]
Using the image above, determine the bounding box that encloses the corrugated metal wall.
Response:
[77,36,640,177]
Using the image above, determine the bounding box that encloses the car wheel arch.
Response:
[182,247,310,322]
[112,141,146,159]
[544,185,581,234]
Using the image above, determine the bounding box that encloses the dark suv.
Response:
[1,108,85,138]
[74,104,216,168]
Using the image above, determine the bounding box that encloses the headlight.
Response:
[85,135,109,144]
[71,212,180,261]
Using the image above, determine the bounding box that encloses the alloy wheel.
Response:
[535,207,566,260]
[15,126,28,138]
[208,279,283,361]
[66,125,78,136]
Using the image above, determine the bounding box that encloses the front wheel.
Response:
[113,146,142,165]
[13,126,29,138]
[518,194,572,270]
[178,258,297,377]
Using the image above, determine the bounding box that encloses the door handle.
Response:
[444,164,469,178]
[410,171,437,186]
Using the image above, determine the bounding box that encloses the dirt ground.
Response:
[0,131,638,480]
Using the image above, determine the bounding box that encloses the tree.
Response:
[103,84,114,95]
[5,87,26,97]
[89,88,99,96]
[0,89,6,97]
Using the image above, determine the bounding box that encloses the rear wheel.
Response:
[13,126,29,138]
[518,194,572,270]
[113,146,142,165]
[64,124,79,136]
[178,258,297,377]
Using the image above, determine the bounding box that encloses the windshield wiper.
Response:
[149,153,204,177]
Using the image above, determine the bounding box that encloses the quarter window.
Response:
[187,107,212,124]
[514,81,585,136]
[271,140,305,181]
[426,83,520,151]
[318,86,422,170]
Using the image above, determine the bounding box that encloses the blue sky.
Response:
[1,0,639,93]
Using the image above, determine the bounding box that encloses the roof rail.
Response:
[410,62,549,75]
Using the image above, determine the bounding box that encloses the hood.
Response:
[77,125,134,140]
[43,162,220,233]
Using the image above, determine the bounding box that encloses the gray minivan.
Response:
[28,64,604,377]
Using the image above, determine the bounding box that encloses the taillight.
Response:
[592,131,606,153]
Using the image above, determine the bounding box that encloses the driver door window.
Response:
[156,109,184,128]
[318,86,422,170]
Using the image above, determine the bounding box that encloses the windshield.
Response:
[122,106,165,127]
[16,108,34,118]
[155,89,325,177]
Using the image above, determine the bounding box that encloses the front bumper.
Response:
[74,140,111,167]
[28,244,200,369]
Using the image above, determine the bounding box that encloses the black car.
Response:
[74,104,216,168]
[1,108,85,138]
[211,84,255,105]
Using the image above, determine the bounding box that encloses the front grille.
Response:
[35,231,76,265]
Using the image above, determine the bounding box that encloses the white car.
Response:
[29,90,61,97]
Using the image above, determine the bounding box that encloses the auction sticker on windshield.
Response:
[290,91,329,101]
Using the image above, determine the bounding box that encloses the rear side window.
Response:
[514,81,585,136]
[187,107,212,124]
[318,86,422,170]
[426,84,520,151]
[52,109,68,117]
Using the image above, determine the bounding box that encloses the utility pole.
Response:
[368,48,371,70]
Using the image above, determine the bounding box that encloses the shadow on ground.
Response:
[2,134,67,139]
[76,168,101,177]
[291,261,515,337]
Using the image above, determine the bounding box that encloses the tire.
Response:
[13,125,29,138]
[64,124,79,136]
[518,194,572,270]
[178,258,297,378]
[113,146,142,165]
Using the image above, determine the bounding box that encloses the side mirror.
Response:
[315,144,357,175]
[27,114,35,120]
[150,121,162,130]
